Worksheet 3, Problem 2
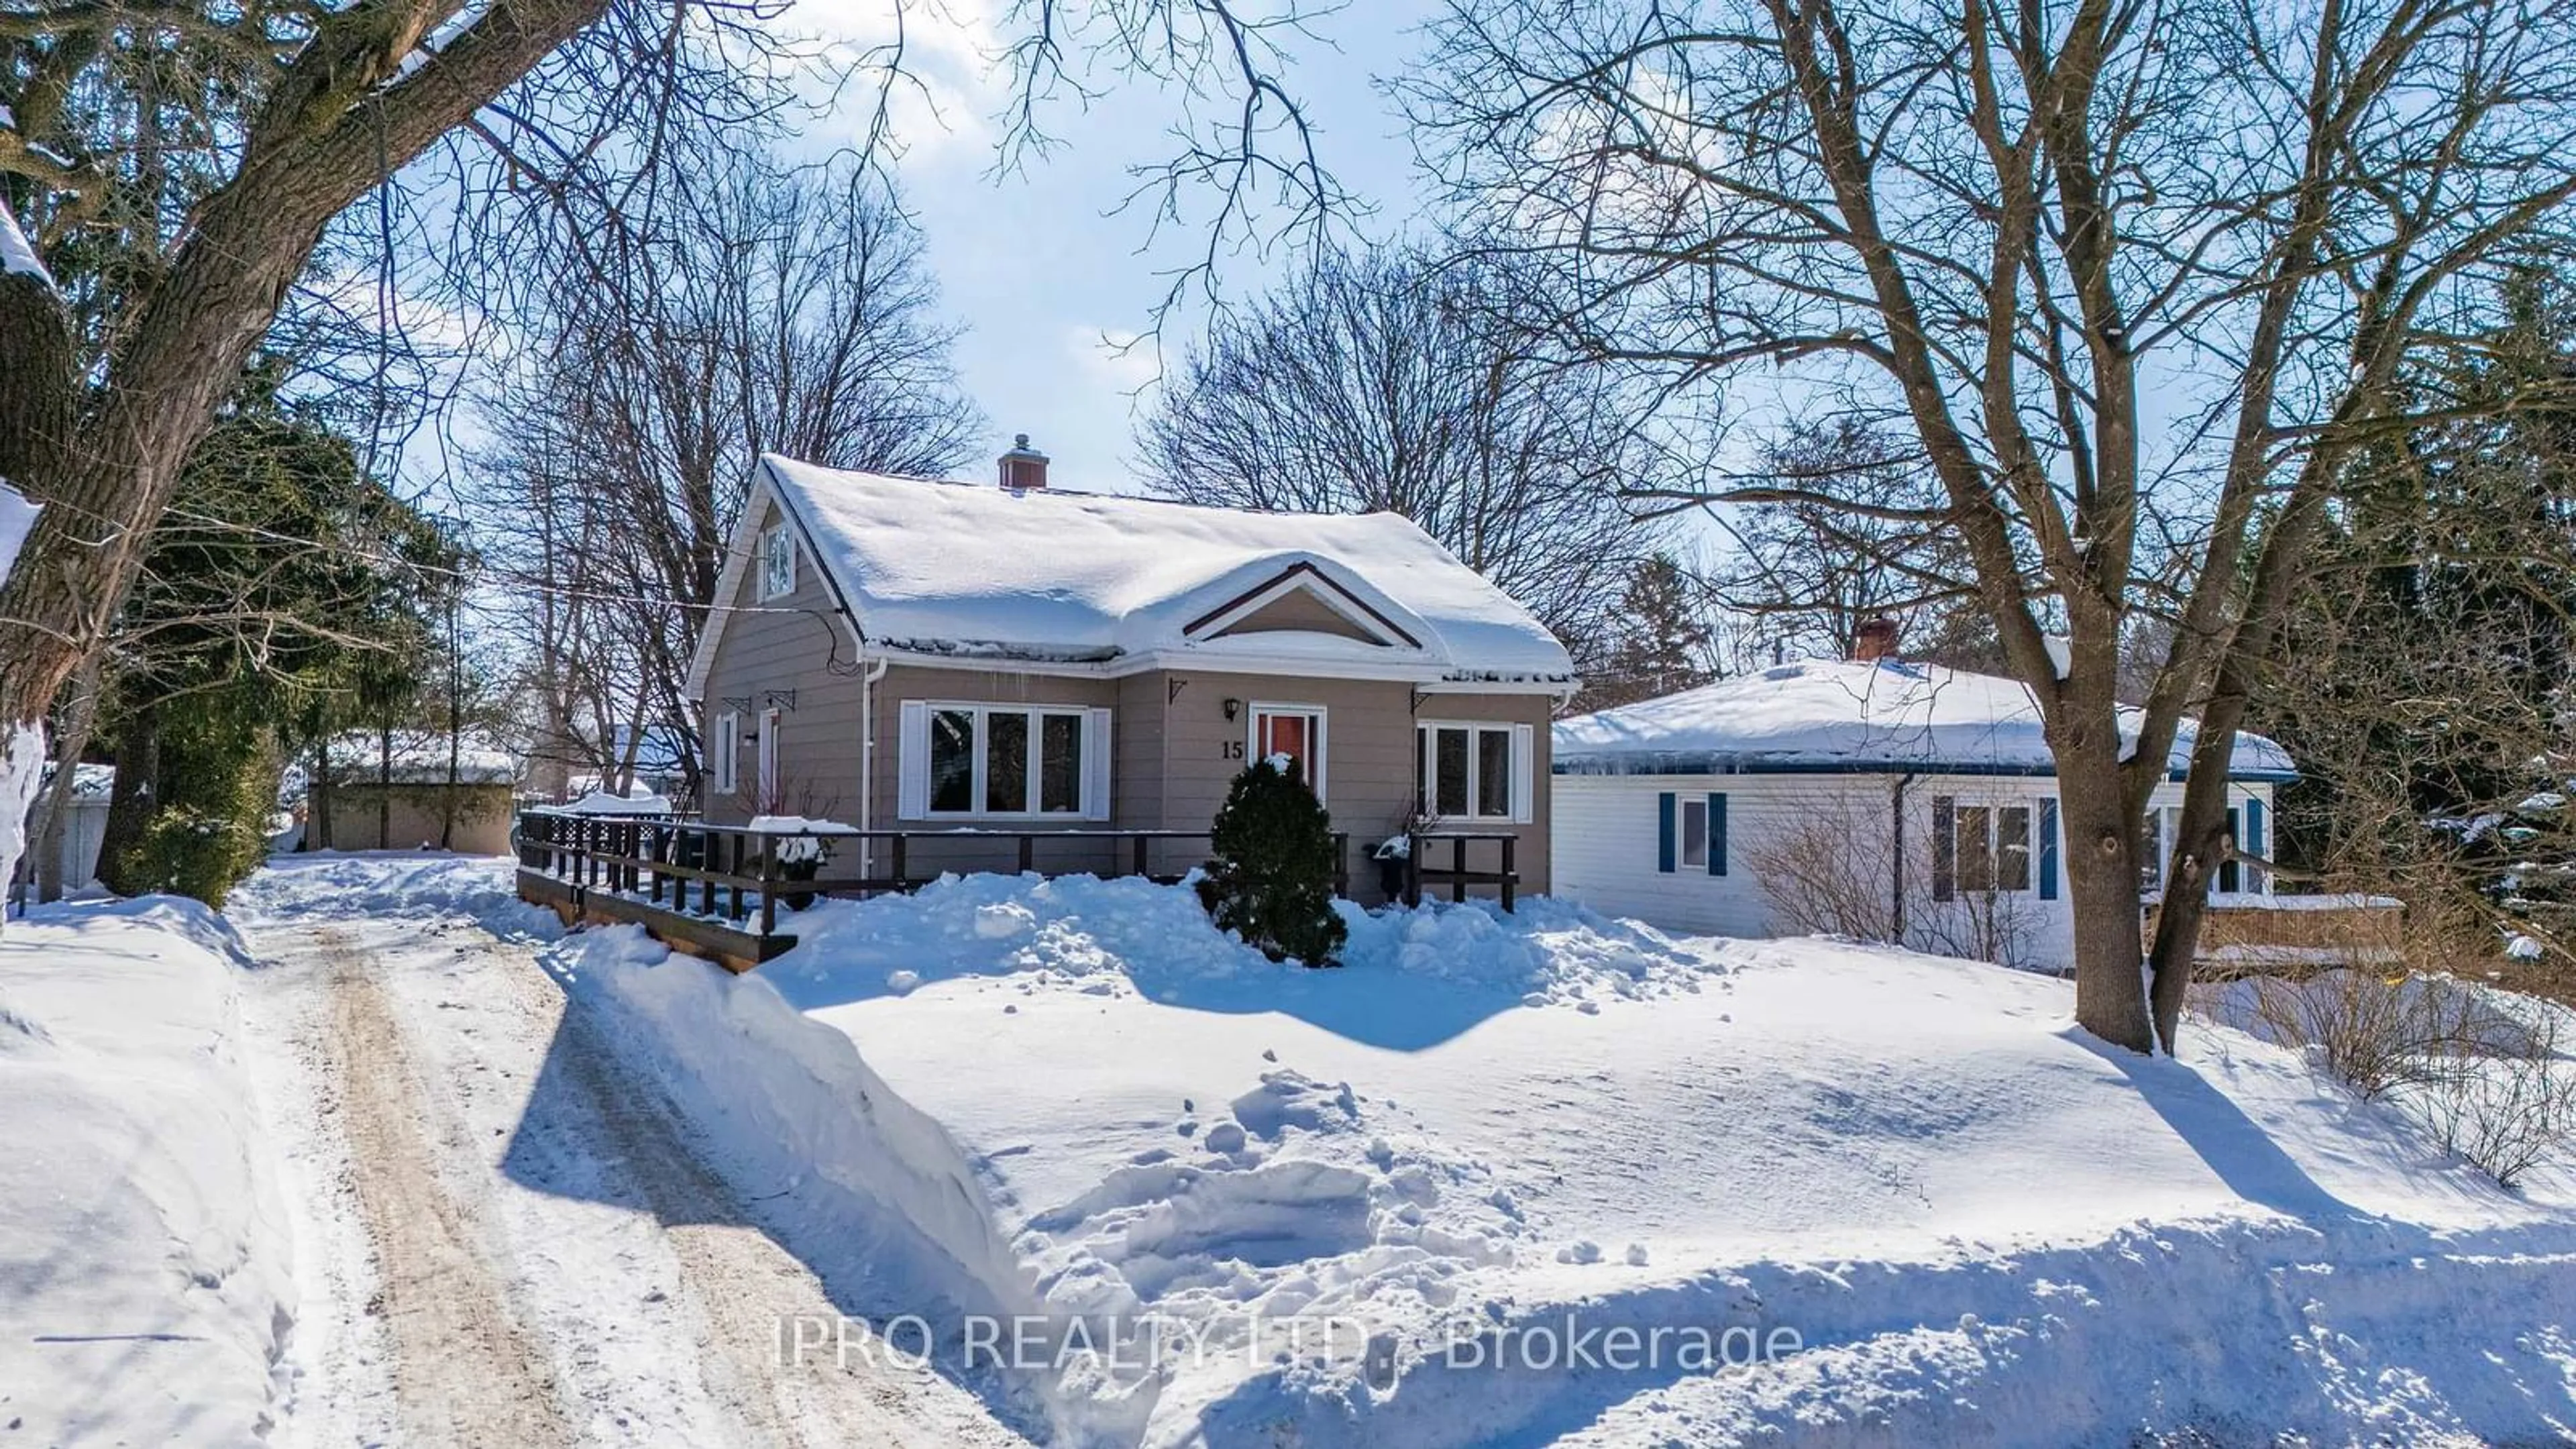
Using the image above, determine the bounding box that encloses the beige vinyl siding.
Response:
[1208,589,1382,642]
[698,498,867,825]
[1150,674,1552,901]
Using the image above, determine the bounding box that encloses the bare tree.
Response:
[0,0,1354,894]
[468,152,977,800]
[1140,244,1666,672]
[1410,0,2576,1050]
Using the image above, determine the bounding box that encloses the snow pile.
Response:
[0,896,292,1444]
[751,871,1724,1018]
[747,813,855,865]
[1555,655,2297,777]
[229,850,561,941]
[536,869,2576,1447]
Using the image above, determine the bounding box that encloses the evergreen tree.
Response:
[1586,555,1717,709]
[89,378,458,904]
[2253,265,2576,964]
[1196,758,1349,967]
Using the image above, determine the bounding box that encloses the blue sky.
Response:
[792,1,1446,495]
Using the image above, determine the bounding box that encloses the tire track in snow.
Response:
[309,924,576,1446]
[254,906,1030,1448]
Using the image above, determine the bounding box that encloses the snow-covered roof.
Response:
[318,732,518,786]
[742,456,1572,684]
[1553,658,2298,780]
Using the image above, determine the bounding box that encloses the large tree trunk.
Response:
[0,0,616,897]
[2050,683,2158,1053]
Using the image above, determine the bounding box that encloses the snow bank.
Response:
[245,853,2566,1445]
[0,896,292,1444]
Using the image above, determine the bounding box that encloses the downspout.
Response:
[1891,771,1918,942]
[857,648,888,879]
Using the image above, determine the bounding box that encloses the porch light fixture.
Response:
[1223,697,1241,721]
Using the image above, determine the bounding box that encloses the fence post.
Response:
[1404,835,1421,908]
[1018,835,1036,875]
[1452,836,1469,904]
[759,833,777,939]
[891,833,908,894]
[1501,834,1517,914]
[1332,833,1350,899]
[1132,834,1150,880]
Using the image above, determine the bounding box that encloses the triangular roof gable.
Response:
[683,462,868,701]
[1182,561,1423,649]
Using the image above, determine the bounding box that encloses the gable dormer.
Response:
[1180,561,1422,650]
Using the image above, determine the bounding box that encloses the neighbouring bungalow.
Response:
[1549,623,2297,972]
[681,439,1576,901]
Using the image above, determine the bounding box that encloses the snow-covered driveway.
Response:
[229,857,1031,1448]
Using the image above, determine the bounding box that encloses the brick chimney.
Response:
[998,433,1049,490]
[1852,615,1900,663]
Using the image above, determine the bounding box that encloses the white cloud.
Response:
[792,0,1006,162]
[1068,326,1162,399]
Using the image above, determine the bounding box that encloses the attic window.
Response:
[759,523,796,601]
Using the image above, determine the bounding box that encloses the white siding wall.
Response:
[1553,770,2275,971]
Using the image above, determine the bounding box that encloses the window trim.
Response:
[756,706,782,808]
[1654,790,1727,875]
[908,700,1108,821]
[1679,796,1710,869]
[1248,702,1329,800]
[711,709,739,796]
[1933,796,2037,900]
[757,522,797,602]
[1415,718,1533,824]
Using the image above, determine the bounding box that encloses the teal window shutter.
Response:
[2245,796,2267,890]
[1657,792,1677,873]
[1707,793,1727,875]
[2039,800,2059,901]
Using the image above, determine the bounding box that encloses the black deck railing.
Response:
[514,809,1368,953]
[1400,832,1522,912]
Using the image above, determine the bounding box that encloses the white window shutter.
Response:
[1084,708,1114,820]
[712,711,739,794]
[1511,722,1536,824]
[896,700,929,819]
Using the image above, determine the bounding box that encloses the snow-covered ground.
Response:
[0,897,293,1446]
[14,853,2576,1446]
[521,863,2576,1447]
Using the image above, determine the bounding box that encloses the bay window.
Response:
[904,702,1110,819]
